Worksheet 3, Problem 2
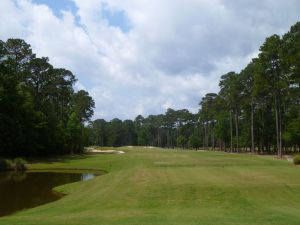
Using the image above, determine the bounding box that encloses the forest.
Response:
[0,39,95,156]
[1,22,299,157]
[88,21,300,156]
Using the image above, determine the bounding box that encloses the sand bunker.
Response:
[86,148,125,154]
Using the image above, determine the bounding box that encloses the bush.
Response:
[13,158,27,171]
[0,158,28,171]
[0,159,13,171]
[293,155,300,165]
[188,134,202,149]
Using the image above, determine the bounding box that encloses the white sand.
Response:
[86,148,125,154]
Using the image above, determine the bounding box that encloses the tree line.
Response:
[0,39,95,156]
[88,21,300,156]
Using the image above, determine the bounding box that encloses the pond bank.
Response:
[0,170,99,217]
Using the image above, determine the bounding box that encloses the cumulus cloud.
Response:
[0,0,299,120]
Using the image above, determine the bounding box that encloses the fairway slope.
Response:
[0,148,299,225]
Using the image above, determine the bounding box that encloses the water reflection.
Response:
[81,173,95,181]
[0,171,95,217]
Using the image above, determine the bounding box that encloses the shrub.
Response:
[0,159,13,171]
[13,158,27,171]
[176,135,188,149]
[293,155,300,165]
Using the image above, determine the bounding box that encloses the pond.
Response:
[0,171,97,217]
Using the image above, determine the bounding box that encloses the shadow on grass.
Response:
[27,154,92,165]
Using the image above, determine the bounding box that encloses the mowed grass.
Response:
[1,147,300,225]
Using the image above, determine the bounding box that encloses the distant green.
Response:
[1,147,300,225]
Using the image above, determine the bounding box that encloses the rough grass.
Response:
[1,147,300,225]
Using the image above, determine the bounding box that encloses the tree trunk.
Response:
[167,129,169,148]
[235,108,239,152]
[275,97,282,158]
[230,109,233,152]
[251,98,255,153]
[279,99,282,157]
[204,122,208,149]
[212,126,215,149]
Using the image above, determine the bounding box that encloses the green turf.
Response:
[1,147,300,225]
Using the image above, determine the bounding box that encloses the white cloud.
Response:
[1,0,299,120]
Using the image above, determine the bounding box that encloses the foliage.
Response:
[176,135,188,148]
[0,39,94,156]
[13,158,27,171]
[188,134,202,149]
[0,158,13,171]
[0,158,27,171]
[293,155,300,165]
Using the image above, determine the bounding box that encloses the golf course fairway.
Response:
[1,147,300,225]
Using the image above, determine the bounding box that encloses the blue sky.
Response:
[33,0,77,15]
[33,0,130,32]
[1,0,300,120]
[100,2,131,33]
